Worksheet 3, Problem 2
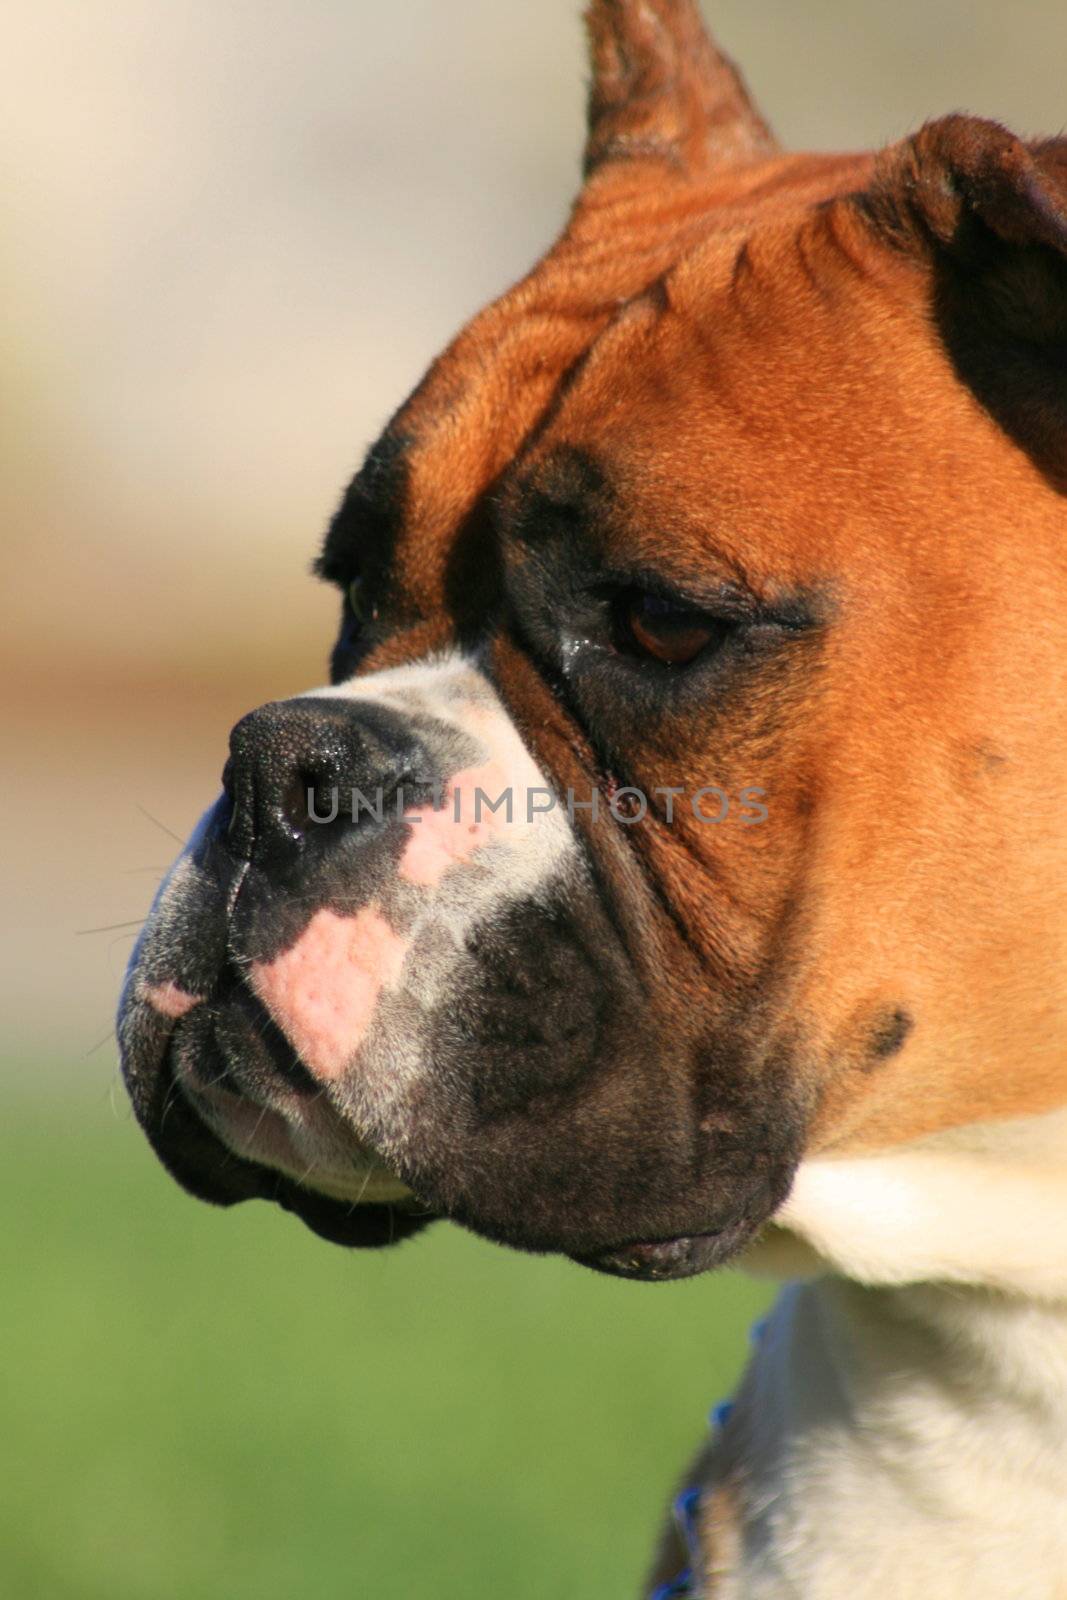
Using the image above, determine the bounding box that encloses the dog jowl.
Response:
[120,0,1067,1304]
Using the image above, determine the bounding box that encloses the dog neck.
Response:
[707,1276,1067,1598]
[707,1107,1067,1597]
[749,1103,1067,1299]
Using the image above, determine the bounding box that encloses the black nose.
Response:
[222,697,434,866]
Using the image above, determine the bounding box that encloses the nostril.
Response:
[281,766,340,834]
[220,696,440,866]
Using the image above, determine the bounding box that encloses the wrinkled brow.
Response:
[494,445,612,546]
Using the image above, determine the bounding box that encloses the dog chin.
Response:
[179,1068,771,1278]
[571,1217,762,1282]
[277,1180,761,1282]
[194,1069,780,1279]
[202,1085,767,1278]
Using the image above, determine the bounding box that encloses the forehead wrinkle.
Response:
[501,443,608,522]
[497,438,774,609]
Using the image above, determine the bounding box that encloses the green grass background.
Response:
[4,1084,772,1599]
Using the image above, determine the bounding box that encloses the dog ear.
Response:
[859,116,1067,486]
[582,0,777,182]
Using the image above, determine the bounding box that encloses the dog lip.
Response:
[119,990,437,1249]
[173,1064,440,1248]
[570,1218,757,1282]
[271,1180,439,1248]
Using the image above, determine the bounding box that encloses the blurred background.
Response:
[4,2,1065,1594]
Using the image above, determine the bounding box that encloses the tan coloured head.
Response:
[120,1,1067,1280]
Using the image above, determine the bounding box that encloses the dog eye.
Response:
[347,576,377,626]
[618,592,729,666]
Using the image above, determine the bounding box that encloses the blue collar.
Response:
[650,1311,770,1597]
[650,1406,734,1599]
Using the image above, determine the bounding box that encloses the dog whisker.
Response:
[76,919,146,936]
[135,804,187,847]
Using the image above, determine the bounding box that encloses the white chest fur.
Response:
[713,1277,1067,1599]
[711,1107,1067,1598]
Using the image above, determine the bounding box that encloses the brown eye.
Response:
[622,593,724,666]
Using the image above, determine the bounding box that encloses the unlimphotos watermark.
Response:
[303,784,768,827]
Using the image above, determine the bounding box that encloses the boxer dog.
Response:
[119,3,1067,1594]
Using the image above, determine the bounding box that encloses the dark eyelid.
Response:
[599,573,823,636]
[593,571,757,621]
[316,547,363,591]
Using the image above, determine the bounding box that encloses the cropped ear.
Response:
[583,0,777,183]
[857,116,1067,487]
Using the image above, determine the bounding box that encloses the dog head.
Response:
[119,1,1067,1282]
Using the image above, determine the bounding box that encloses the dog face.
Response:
[119,2,1067,1280]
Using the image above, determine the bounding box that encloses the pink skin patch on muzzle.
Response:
[143,981,203,1019]
[249,905,410,1081]
[399,758,516,888]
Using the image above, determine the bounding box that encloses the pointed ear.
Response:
[859,116,1067,486]
[583,0,777,182]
